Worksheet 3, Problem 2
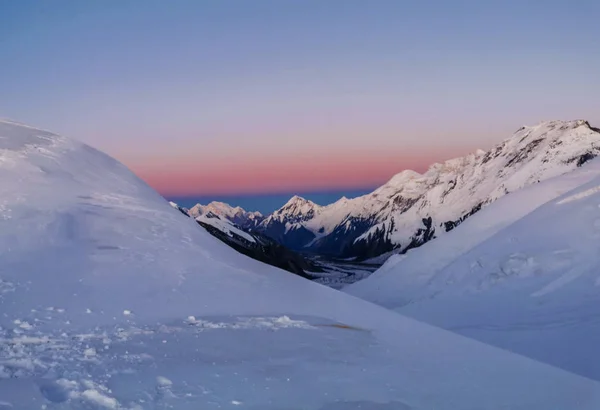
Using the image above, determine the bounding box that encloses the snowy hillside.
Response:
[2,119,600,409]
[188,201,263,229]
[189,208,320,278]
[257,120,600,261]
[347,158,600,381]
[195,212,257,243]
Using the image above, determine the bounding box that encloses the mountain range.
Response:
[5,118,598,408]
[346,153,600,380]
[188,120,600,265]
[187,201,264,229]
[171,202,319,278]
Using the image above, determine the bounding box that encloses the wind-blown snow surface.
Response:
[2,119,600,409]
[347,158,600,381]
[258,120,600,260]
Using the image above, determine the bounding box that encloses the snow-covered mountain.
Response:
[173,203,320,278]
[257,120,600,261]
[194,210,259,244]
[347,157,600,381]
[6,119,599,408]
[188,201,263,229]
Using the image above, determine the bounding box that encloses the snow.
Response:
[188,201,263,227]
[260,120,600,257]
[195,213,257,243]
[347,157,600,381]
[2,119,600,409]
[556,184,600,204]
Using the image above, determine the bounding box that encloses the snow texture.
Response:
[1,119,600,409]
[347,157,600,381]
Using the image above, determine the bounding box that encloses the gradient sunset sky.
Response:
[2,0,599,198]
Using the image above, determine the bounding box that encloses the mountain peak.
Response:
[254,118,600,262]
[187,201,263,228]
[261,195,321,226]
[377,170,422,193]
[515,119,596,135]
[284,195,312,206]
[190,201,243,216]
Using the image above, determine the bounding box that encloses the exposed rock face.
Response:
[255,120,600,260]
[170,203,320,278]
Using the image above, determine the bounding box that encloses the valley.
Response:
[4,3,600,408]
[4,119,600,408]
[180,120,600,288]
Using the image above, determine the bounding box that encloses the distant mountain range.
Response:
[170,202,320,278]
[186,120,600,264]
[346,152,600,380]
[187,201,264,229]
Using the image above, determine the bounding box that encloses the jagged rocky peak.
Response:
[188,201,263,228]
[283,195,315,207]
[482,119,600,171]
[190,201,239,217]
[509,119,596,148]
[374,169,424,199]
[519,119,593,133]
[276,195,320,216]
[253,119,600,262]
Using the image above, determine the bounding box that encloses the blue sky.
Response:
[1,0,599,198]
[170,188,375,215]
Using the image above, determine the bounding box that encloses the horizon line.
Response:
[162,184,379,199]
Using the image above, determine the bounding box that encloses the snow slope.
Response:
[347,158,600,381]
[188,201,263,229]
[2,119,600,409]
[195,213,257,243]
[258,120,600,260]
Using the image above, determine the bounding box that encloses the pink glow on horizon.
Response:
[128,147,471,196]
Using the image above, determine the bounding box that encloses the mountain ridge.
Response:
[179,120,600,269]
[246,119,600,261]
[187,200,264,229]
[346,156,600,381]
[170,202,321,278]
[5,118,598,409]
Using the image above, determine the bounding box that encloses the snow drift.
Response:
[187,201,264,229]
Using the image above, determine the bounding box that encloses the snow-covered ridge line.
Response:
[254,119,600,262]
[187,201,264,229]
[169,201,319,278]
[0,118,53,131]
[347,157,600,381]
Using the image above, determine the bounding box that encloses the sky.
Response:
[1,0,599,200]
[170,188,374,215]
